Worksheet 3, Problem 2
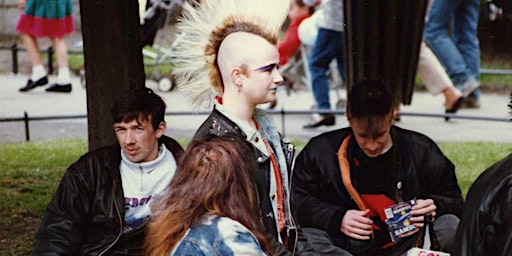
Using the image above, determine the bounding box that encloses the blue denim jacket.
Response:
[171,215,266,255]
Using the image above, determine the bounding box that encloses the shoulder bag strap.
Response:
[337,134,368,215]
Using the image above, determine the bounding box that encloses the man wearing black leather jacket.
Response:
[292,79,463,255]
[452,97,512,256]
[32,87,184,255]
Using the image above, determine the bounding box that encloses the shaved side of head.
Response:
[217,32,274,93]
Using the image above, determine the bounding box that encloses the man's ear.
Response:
[230,67,243,85]
[155,122,166,139]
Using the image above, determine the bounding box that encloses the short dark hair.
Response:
[111,87,166,130]
[346,78,393,119]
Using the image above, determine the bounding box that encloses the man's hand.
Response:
[18,0,26,10]
[340,209,373,240]
[409,199,437,228]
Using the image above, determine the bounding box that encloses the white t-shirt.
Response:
[120,144,177,233]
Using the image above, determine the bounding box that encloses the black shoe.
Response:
[19,76,48,92]
[46,83,72,93]
[462,96,481,109]
[445,96,464,121]
[303,114,335,129]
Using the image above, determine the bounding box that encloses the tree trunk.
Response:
[79,0,145,151]
[344,0,427,106]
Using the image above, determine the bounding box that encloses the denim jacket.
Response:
[172,215,266,255]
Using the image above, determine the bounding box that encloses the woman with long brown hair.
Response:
[144,135,272,255]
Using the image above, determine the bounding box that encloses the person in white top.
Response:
[33,87,184,255]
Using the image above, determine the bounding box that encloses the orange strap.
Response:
[337,135,368,214]
[263,138,285,232]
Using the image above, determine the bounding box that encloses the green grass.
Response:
[142,46,173,79]
[438,142,512,197]
[0,139,88,214]
[0,139,511,254]
[39,52,85,73]
[75,43,512,88]
[40,50,174,79]
[480,61,512,86]
[0,139,87,255]
[24,47,512,88]
[68,53,85,71]
[413,61,512,91]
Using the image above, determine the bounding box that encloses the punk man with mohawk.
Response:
[171,0,351,254]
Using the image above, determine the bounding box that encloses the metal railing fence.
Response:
[1,43,511,141]
[1,109,510,142]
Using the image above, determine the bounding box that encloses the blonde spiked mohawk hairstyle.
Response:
[172,0,289,108]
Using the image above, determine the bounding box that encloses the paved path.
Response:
[1,74,511,143]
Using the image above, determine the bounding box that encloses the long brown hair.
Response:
[144,135,272,255]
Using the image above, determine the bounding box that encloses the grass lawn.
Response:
[1,138,511,254]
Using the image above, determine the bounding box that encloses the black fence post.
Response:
[24,111,30,142]
[47,46,54,74]
[11,43,18,74]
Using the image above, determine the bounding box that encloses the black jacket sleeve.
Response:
[403,133,463,217]
[453,155,512,256]
[32,164,92,255]
[291,131,352,237]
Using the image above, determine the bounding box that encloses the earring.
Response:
[237,84,242,93]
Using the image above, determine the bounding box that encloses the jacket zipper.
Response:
[140,166,144,191]
[98,187,123,256]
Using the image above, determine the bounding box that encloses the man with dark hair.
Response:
[292,78,463,255]
[33,87,184,255]
[452,95,512,256]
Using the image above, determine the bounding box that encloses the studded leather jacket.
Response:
[194,107,299,255]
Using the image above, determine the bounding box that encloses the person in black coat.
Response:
[33,87,184,255]
[292,78,463,255]
[452,96,512,256]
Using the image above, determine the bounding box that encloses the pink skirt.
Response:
[16,0,74,38]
